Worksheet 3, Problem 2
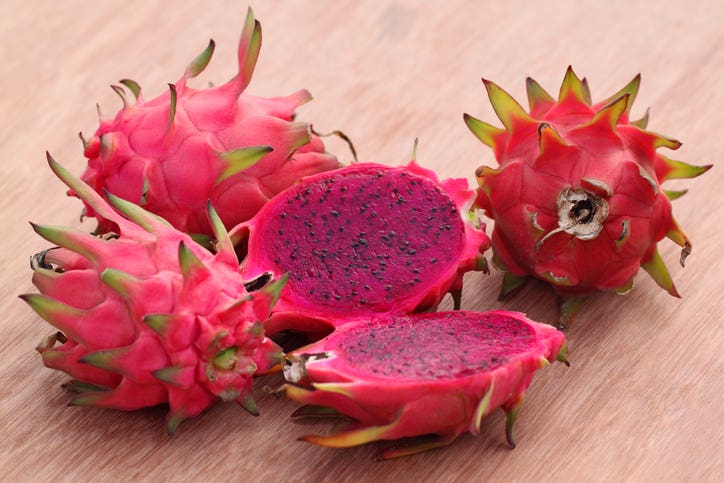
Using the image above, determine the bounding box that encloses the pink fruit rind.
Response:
[283,310,567,457]
[233,160,491,337]
[75,8,339,236]
[23,155,283,433]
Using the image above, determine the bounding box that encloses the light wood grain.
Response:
[1,0,722,481]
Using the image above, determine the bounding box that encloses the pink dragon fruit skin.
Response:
[283,310,568,459]
[232,159,491,338]
[77,8,339,236]
[465,67,711,325]
[22,155,286,434]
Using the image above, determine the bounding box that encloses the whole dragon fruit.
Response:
[233,158,491,338]
[77,8,339,236]
[283,310,567,459]
[22,155,285,434]
[465,67,711,325]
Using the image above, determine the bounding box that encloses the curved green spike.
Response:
[178,241,209,281]
[589,94,630,130]
[287,122,312,153]
[300,415,400,448]
[381,434,456,460]
[471,381,495,434]
[525,77,555,112]
[167,83,177,129]
[557,295,587,329]
[538,122,569,156]
[291,404,345,420]
[185,39,215,79]
[581,77,592,105]
[143,314,174,336]
[216,145,273,182]
[312,382,353,398]
[105,190,171,232]
[601,74,641,115]
[153,365,185,385]
[631,108,649,129]
[505,397,524,448]
[29,223,100,261]
[641,248,679,297]
[119,78,141,100]
[463,113,505,150]
[555,341,570,366]
[499,272,529,300]
[411,138,419,161]
[238,394,259,416]
[19,293,86,330]
[110,85,128,109]
[100,268,142,299]
[79,347,126,372]
[166,410,185,436]
[658,155,712,181]
[235,7,262,92]
[664,189,687,200]
[61,380,111,394]
[99,133,114,159]
[69,392,107,408]
[255,273,289,310]
[653,135,682,150]
[206,201,235,261]
[558,66,586,103]
[46,153,121,225]
[482,78,534,132]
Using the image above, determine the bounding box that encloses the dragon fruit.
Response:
[21,155,285,434]
[465,67,711,325]
[76,8,338,236]
[233,158,491,338]
[282,310,567,459]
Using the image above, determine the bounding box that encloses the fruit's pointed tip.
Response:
[641,248,679,297]
[555,341,571,366]
[504,398,523,449]
[238,394,260,416]
[557,296,587,329]
[165,412,185,436]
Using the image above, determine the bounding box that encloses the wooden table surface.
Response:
[1,1,722,480]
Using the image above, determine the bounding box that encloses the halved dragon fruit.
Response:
[283,310,567,459]
[233,159,491,337]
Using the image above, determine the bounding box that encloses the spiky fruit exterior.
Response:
[76,8,338,236]
[465,67,711,324]
[234,159,491,337]
[22,155,284,434]
[282,310,567,459]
